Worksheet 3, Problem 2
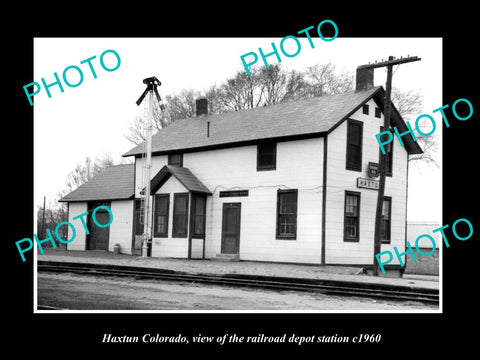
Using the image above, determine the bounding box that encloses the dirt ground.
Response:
[37,272,438,312]
[38,250,440,291]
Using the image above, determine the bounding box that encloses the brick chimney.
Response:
[196,97,208,117]
[355,66,374,92]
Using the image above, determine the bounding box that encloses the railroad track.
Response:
[37,261,439,305]
[37,305,67,310]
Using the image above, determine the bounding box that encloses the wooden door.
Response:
[87,208,110,251]
[221,203,241,254]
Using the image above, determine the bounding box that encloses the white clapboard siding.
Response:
[151,175,189,258]
[191,238,204,259]
[134,155,169,198]
[185,138,324,264]
[66,202,88,251]
[132,100,411,266]
[66,201,133,253]
[109,200,134,254]
[325,98,408,265]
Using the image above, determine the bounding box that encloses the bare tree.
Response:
[391,88,423,118]
[203,83,225,115]
[65,153,115,192]
[166,89,202,120]
[123,62,437,167]
[217,65,308,110]
[408,133,438,166]
[282,69,309,102]
[38,153,120,244]
[125,116,149,146]
[303,63,354,96]
[125,89,198,145]
[219,69,262,111]
[36,200,68,247]
[257,65,292,105]
[391,87,438,167]
[125,95,171,145]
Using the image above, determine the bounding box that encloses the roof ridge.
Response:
[193,86,383,120]
[108,163,134,167]
[123,86,384,157]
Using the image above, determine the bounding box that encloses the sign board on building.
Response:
[368,162,379,178]
[357,177,379,190]
[219,190,249,198]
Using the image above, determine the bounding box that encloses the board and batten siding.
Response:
[325,98,408,265]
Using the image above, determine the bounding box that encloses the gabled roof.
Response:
[59,164,134,202]
[150,165,211,195]
[123,86,422,157]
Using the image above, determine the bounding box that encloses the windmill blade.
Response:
[136,88,149,106]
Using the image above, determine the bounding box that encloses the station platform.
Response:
[37,248,439,292]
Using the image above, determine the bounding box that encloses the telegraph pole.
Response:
[358,55,421,276]
[41,195,46,239]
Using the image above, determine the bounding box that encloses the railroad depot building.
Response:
[59,76,422,268]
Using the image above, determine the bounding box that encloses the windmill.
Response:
[136,76,166,257]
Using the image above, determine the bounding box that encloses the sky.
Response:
[33,37,442,222]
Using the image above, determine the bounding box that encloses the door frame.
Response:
[221,202,241,254]
[86,201,111,251]
[131,199,143,256]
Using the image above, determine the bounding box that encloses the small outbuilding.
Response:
[59,164,135,254]
[404,221,440,275]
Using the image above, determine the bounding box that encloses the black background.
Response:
[7,3,477,355]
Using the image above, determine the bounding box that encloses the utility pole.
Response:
[136,76,165,257]
[358,55,421,276]
[41,195,46,239]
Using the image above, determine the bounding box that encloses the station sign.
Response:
[357,177,379,190]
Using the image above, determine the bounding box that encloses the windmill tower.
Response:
[136,76,165,257]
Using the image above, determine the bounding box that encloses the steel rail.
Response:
[37,304,68,310]
[37,261,439,305]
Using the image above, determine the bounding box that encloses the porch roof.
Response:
[150,165,212,195]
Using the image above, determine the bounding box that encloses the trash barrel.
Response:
[114,244,120,255]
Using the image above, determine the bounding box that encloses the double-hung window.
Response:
[172,193,189,237]
[276,189,298,239]
[168,153,183,167]
[380,197,392,243]
[346,119,363,171]
[153,194,169,237]
[257,142,276,171]
[134,199,144,235]
[192,194,206,237]
[344,191,360,242]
